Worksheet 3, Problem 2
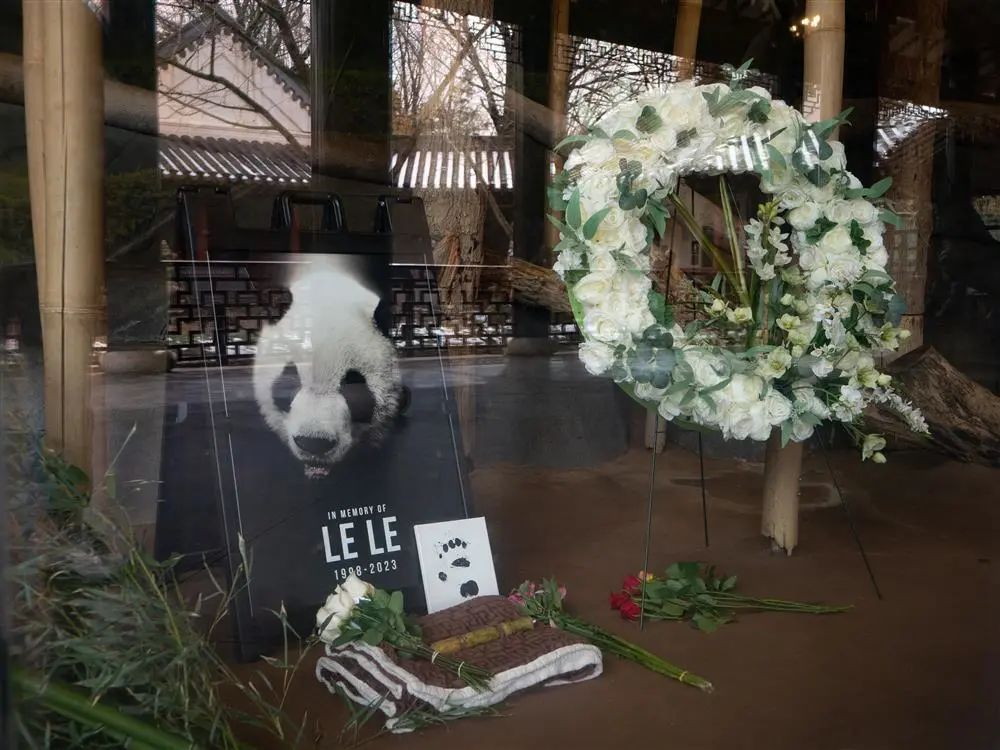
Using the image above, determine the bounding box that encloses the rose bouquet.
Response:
[510,579,713,692]
[611,563,850,632]
[316,574,492,691]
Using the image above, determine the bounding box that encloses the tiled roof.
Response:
[159,134,310,183]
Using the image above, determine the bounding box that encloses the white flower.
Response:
[726,306,753,325]
[758,347,792,379]
[579,341,616,375]
[787,202,821,231]
[634,382,668,401]
[809,355,834,378]
[848,200,879,224]
[682,349,727,388]
[341,573,374,601]
[583,310,628,345]
[764,390,793,425]
[824,200,853,224]
[777,314,801,331]
[316,587,359,644]
[708,298,727,316]
[861,434,886,461]
[552,247,582,276]
[780,293,795,306]
[574,272,615,304]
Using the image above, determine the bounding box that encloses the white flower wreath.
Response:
[549,62,929,460]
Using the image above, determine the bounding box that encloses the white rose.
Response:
[728,373,764,403]
[583,310,627,345]
[767,101,804,153]
[576,138,615,168]
[818,225,854,254]
[574,272,615,304]
[682,349,726,388]
[579,341,616,375]
[340,573,373,601]
[763,390,792,426]
[810,357,834,378]
[787,202,821,231]
[824,200,853,224]
[587,249,618,273]
[865,246,888,269]
[649,125,678,153]
[861,433,887,461]
[316,609,346,643]
[848,199,879,224]
[791,418,815,441]
[634,382,668,401]
[552,247,582,276]
[778,186,810,209]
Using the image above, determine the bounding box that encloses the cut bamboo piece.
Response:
[761,432,804,555]
[428,616,535,655]
[32,0,106,483]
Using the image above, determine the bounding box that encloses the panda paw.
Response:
[435,538,478,599]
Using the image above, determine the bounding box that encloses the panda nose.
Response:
[293,435,336,456]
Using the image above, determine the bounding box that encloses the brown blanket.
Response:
[315,596,603,732]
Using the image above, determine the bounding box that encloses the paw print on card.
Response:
[414,518,499,613]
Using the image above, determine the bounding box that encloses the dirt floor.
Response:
[235,444,999,749]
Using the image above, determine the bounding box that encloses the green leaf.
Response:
[849,219,872,253]
[766,144,786,170]
[886,293,907,325]
[812,106,854,140]
[676,127,697,148]
[780,420,791,447]
[546,185,567,211]
[566,189,581,229]
[647,201,667,238]
[804,216,837,244]
[866,176,892,199]
[692,613,721,633]
[612,129,637,141]
[722,575,738,592]
[554,134,588,152]
[747,98,771,123]
[582,206,611,240]
[389,590,404,614]
[636,105,663,133]
[362,628,385,646]
[879,208,904,229]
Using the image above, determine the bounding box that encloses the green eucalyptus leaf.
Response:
[566,189,582,229]
[582,206,611,240]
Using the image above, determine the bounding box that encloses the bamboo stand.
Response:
[760,0,844,554]
[25,0,106,487]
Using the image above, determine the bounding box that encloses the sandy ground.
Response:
[232,445,999,749]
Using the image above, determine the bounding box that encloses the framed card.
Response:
[413,517,499,613]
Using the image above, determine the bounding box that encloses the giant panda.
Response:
[252,260,404,479]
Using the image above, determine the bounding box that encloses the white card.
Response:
[413,517,499,613]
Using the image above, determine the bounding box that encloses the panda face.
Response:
[284,380,354,479]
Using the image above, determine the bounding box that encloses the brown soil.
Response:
[235,446,1000,749]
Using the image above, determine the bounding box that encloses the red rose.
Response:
[622,575,642,594]
[618,599,641,621]
[609,591,630,611]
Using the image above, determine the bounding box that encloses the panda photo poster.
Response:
[414,517,500,613]
[161,252,470,660]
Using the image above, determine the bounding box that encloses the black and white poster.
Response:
[159,252,470,660]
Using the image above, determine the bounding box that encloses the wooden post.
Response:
[760,0,845,554]
[29,0,106,481]
[673,0,703,80]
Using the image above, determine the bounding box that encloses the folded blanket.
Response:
[315,596,603,733]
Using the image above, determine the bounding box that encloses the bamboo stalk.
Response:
[22,0,45,297]
[673,0,703,80]
[544,0,571,254]
[428,616,534,655]
[12,668,194,750]
[761,0,845,554]
[35,0,107,481]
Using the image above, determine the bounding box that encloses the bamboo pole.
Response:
[646,0,705,452]
[32,0,106,482]
[22,2,45,298]
[673,0,703,80]
[760,0,845,554]
[543,0,571,255]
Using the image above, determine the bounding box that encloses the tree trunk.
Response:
[509,257,571,313]
[866,346,1000,466]
[761,433,804,555]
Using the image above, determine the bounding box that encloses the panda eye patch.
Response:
[271,362,301,413]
